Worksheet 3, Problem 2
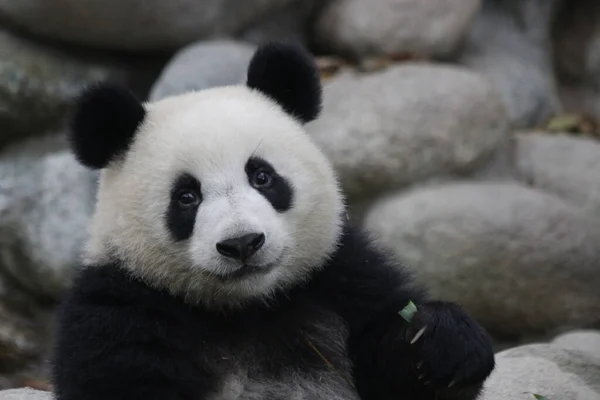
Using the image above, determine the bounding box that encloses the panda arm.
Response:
[52,265,217,400]
[313,226,494,400]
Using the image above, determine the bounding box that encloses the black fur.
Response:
[166,173,203,241]
[69,83,146,169]
[247,42,322,124]
[245,156,294,212]
[52,224,495,400]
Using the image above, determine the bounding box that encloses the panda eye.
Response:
[251,170,273,188]
[178,191,200,208]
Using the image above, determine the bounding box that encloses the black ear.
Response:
[247,42,322,124]
[68,83,146,169]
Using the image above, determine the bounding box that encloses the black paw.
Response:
[404,301,495,398]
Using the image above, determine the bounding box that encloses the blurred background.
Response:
[1,0,600,398]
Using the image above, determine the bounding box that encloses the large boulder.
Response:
[364,182,600,338]
[458,0,563,128]
[515,132,600,217]
[0,0,295,51]
[149,40,256,102]
[0,135,93,385]
[0,389,51,400]
[240,0,317,46]
[306,64,509,200]
[314,0,481,60]
[0,134,97,301]
[553,1,600,122]
[480,330,600,400]
[0,28,158,148]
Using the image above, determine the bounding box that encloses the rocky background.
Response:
[1,0,600,399]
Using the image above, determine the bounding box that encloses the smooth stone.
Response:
[480,331,600,400]
[0,134,97,301]
[515,132,600,217]
[240,0,316,46]
[149,40,256,102]
[307,64,509,200]
[314,0,481,59]
[364,182,600,338]
[458,0,563,128]
[0,28,158,148]
[0,389,51,400]
[0,0,295,51]
[553,1,600,122]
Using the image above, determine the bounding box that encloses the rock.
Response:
[0,389,51,400]
[0,298,52,379]
[0,28,158,148]
[552,0,600,82]
[0,135,89,379]
[364,182,600,338]
[458,0,563,128]
[552,330,600,361]
[240,0,316,46]
[0,134,97,301]
[306,64,509,200]
[553,1,600,122]
[149,40,256,102]
[0,0,295,51]
[313,0,481,60]
[515,132,600,217]
[480,331,600,400]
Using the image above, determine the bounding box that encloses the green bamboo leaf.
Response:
[399,300,418,322]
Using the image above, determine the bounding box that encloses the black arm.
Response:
[51,264,216,400]
[312,225,494,400]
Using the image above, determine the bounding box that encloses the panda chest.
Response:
[202,308,359,400]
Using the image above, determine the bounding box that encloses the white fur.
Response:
[83,86,345,308]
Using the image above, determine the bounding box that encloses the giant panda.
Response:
[51,42,495,400]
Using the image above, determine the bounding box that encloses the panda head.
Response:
[70,42,345,308]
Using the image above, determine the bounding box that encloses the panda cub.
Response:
[52,42,495,400]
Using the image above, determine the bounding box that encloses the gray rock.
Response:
[0,297,53,382]
[0,135,91,377]
[0,389,51,400]
[552,1,600,82]
[314,0,481,60]
[515,132,600,217]
[149,40,256,102]
[553,1,600,122]
[240,0,316,46]
[552,330,600,362]
[480,331,600,400]
[364,182,600,338]
[0,0,294,51]
[0,134,97,301]
[458,0,563,128]
[306,64,509,200]
[0,28,157,148]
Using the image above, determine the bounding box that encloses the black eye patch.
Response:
[166,173,202,241]
[245,157,294,212]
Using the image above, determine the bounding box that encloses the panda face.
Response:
[82,85,344,307]
[72,43,344,307]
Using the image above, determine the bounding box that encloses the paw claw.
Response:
[416,361,424,369]
[448,380,456,388]
[410,325,428,344]
[418,374,425,380]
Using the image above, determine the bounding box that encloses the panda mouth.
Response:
[217,263,276,281]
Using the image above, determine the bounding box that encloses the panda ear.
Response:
[246,42,322,124]
[68,83,146,169]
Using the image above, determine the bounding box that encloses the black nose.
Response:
[216,233,266,262]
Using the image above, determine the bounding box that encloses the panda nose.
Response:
[216,233,266,262]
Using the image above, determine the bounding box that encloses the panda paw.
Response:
[405,301,495,399]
